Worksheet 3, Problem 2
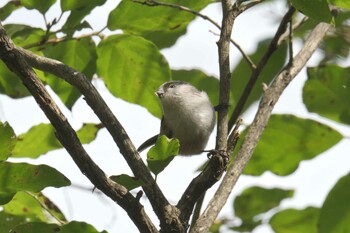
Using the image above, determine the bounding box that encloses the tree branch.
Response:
[16,44,185,231]
[190,22,331,233]
[175,0,239,228]
[0,23,158,233]
[228,6,296,132]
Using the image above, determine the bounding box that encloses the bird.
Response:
[138,81,216,155]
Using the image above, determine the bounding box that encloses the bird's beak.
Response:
[155,89,164,98]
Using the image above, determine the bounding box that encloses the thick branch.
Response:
[190,22,331,233]
[228,6,296,132]
[0,24,158,233]
[15,45,179,230]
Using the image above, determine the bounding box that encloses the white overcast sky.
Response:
[1,0,350,232]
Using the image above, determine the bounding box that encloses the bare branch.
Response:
[0,23,158,233]
[228,6,297,132]
[191,22,331,233]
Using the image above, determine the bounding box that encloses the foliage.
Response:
[0,0,349,232]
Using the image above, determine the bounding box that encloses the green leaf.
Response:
[239,114,343,176]
[270,207,320,233]
[9,222,60,233]
[9,221,107,233]
[231,39,287,112]
[76,123,103,144]
[3,192,66,223]
[96,34,171,118]
[12,124,60,158]
[0,122,16,161]
[61,0,106,36]
[4,24,47,48]
[0,60,30,98]
[233,186,294,232]
[147,135,179,176]
[61,221,108,233]
[142,25,188,49]
[0,193,15,205]
[61,0,106,11]
[12,123,101,158]
[20,0,56,14]
[0,162,70,194]
[303,65,350,125]
[110,174,144,191]
[4,192,47,221]
[328,0,350,10]
[318,172,350,233]
[0,211,30,233]
[291,0,332,23]
[171,69,219,106]
[43,38,96,109]
[0,1,22,21]
[107,0,212,48]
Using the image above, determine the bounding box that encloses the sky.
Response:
[1,0,350,232]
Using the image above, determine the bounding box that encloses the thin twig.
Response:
[210,30,256,69]
[23,28,106,49]
[191,22,331,233]
[132,0,221,29]
[132,0,256,70]
[239,0,265,12]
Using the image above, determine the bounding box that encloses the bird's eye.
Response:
[169,84,175,88]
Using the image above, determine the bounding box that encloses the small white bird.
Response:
[138,81,216,155]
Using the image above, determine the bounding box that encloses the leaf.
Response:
[0,1,22,21]
[0,61,30,98]
[0,122,16,161]
[0,211,30,233]
[303,65,350,125]
[110,174,144,191]
[142,25,188,49]
[270,207,320,233]
[61,0,106,11]
[43,38,97,109]
[4,192,49,222]
[238,114,343,176]
[0,193,15,205]
[4,24,47,48]
[61,221,108,233]
[20,0,56,14]
[61,0,106,36]
[12,123,101,158]
[76,123,103,144]
[9,221,107,233]
[171,69,219,106]
[291,0,332,23]
[147,135,179,176]
[0,162,70,194]
[9,222,60,233]
[12,124,60,158]
[328,0,350,10]
[233,186,294,232]
[318,172,350,233]
[107,0,212,48]
[96,34,171,118]
[231,39,287,113]
[3,192,66,223]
